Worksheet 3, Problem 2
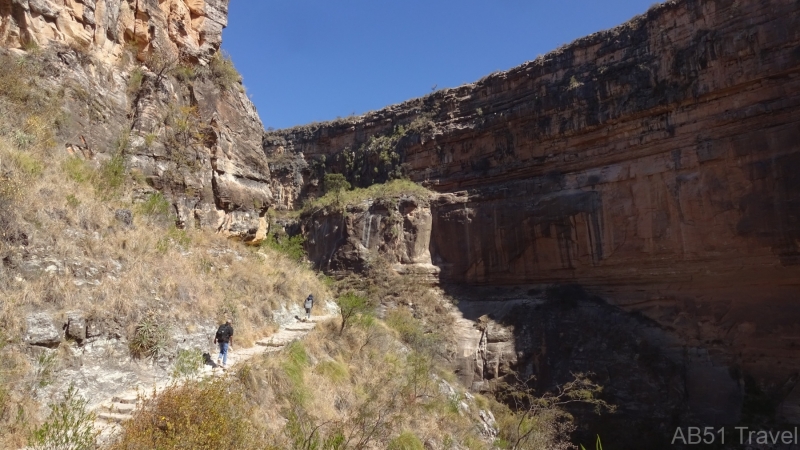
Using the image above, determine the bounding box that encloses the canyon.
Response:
[265,0,800,445]
[3,0,800,447]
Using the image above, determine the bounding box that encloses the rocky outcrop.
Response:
[25,313,62,347]
[265,0,800,427]
[0,0,228,64]
[124,61,272,240]
[302,195,438,277]
[1,0,275,241]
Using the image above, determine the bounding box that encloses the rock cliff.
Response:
[266,0,800,438]
[6,0,800,446]
[0,0,226,64]
[301,194,438,277]
[1,0,273,241]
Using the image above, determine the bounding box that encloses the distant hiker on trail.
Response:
[214,318,234,369]
[304,294,314,321]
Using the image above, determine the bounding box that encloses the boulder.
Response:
[66,311,87,341]
[25,313,61,348]
[114,209,133,227]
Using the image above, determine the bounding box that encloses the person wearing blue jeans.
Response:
[214,318,234,369]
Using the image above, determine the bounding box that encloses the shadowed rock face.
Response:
[448,286,747,450]
[302,196,438,278]
[267,0,800,438]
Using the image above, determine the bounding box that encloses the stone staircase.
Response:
[92,315,335,442]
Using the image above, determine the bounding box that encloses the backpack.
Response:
[215,324,233,343]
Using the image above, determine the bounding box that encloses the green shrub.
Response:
[110,379,267,450]
[262,231,306,261]
[581,436,604,450]
[9,151,43,176]
[137,192,171,218]
[29,385,97,450]
[128,315,170,360]
[127,67,144,96]
[283,408,345,450]
[492,373,613,450]
[209,51,242,91]
[323,173,350,205]
[61,157,92,184]
[314,359,349,385]
[171,64,196,82]
[96,153,126,198]
[336,292,372,335]
[281,341,311,405]
[156,227,191,253]
[30,351,57,392]
[388,431,424,450]
[302,179,431,214]
[171,348,203,379]
[385,308,441,355]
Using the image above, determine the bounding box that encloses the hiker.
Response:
[304,294,314,321]
[214,318,234,369]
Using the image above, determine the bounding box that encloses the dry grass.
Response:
[0,136,330,328]
[0,131,331,444]
[0,49,330,446]
[334,257,458,356]
[110,378,271,450]
[227,316,493,449]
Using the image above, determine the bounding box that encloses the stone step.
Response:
[102,402,135,414]
[285,326,316,331]
[97,412,132,424]
[88,315,337,440]
[111,395,138,404]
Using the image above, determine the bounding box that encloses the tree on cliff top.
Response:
[324,173,350,205]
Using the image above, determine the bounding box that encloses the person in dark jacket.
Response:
[304,294,314,321]
[214,318,234,369]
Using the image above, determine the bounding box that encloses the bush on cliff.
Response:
[301,178,431,214]
[28,385,97,450]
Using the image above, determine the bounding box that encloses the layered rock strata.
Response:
[267,0,800,432]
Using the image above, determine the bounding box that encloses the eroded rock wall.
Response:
[266,0,800,427]
[1,0,276,241]
[302,195,439,277]
[0,0,227,64]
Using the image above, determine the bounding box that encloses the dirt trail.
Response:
[92,315,337,442]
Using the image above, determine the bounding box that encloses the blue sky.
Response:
[222,1,658,130]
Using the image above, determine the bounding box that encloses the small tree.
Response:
[494,372,615,450]
[336,292,371,335]
[29,385,97,450]
[324,173,350,205]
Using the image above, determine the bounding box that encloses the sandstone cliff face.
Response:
[0,0,227,64]
[266,0,800,431]
[1,0,275,241]
[302,195,438,277]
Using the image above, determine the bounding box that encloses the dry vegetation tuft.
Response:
[301,179,432,215]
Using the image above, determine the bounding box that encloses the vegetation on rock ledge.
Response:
[301,178,432,215]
